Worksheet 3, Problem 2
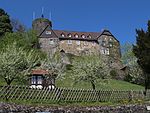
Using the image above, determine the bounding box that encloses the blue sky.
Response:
[0,0,150,45]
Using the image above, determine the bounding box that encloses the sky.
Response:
[0,0,150,45]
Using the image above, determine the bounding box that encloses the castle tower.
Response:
[32,17,52,35]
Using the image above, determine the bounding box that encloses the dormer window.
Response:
[88,35,92,38]
[82,35,85,38]
[45,31,51,35]
[75,34,78,38]
[68,34,72,37]
[61,33,65,37]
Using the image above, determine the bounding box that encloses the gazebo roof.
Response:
[31,69,49,75]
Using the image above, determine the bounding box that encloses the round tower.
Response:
[32,17,52,34]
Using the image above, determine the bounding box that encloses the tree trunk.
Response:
[145,72,150,95]
[91,81,96,90]
[4,78,13,85]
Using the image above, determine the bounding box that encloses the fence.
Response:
[0,85,149,102]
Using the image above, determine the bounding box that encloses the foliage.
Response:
[121,42,144,85]
[0,30,43,85]
[69,56,110,90]
[0,43,40,85]
[110,69,118,79]
[133,21,150,90]
[0,30,39,49]
[121,42,135,65]
[0,8,12,37]
[0,30,46,61]
[40,52,66,80]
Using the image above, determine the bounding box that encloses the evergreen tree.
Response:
[133,21,150,91]
[0,8,12,37]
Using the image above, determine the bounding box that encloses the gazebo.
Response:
[29,69,55,89]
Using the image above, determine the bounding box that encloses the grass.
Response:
[55,54,144,90]
[56,77,144,90]
[0,75,144,90]
[1,98,147,107]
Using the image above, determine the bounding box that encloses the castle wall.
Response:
[39,38,59,56]
[59,40,100,56]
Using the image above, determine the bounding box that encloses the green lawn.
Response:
[0,76,144,90]
[56,77,144,90]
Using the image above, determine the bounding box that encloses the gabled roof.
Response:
[38,25,58,38]
[98,30,119,43]
[37,25,119,43]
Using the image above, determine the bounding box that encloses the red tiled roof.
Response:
[31,69,49,75]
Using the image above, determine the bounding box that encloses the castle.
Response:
[32,17,123,70]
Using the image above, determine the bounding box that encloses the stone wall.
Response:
[59,40,99,56]
[0,102,149,113]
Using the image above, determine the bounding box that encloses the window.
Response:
[67,40,72,44]
[101,47,105,55]
[82,35,85,38]
[49,39,54,44]
[105,48,110,55]
[109,42,113,47]
[61,33,65,37]
[92,41,95,46]
[84,41,88,45]
[31,76,36,84]
[37,76,42,84]
[88,35,92,38]
[102,41,106,46]
[45,31,51,35]
[68,34,72,37]
[61,40,64,43]
[100,48,109,55]
[31,76,43,85]
[75,34,78,38]
[76,41,80,45]
[109,38,113,47]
